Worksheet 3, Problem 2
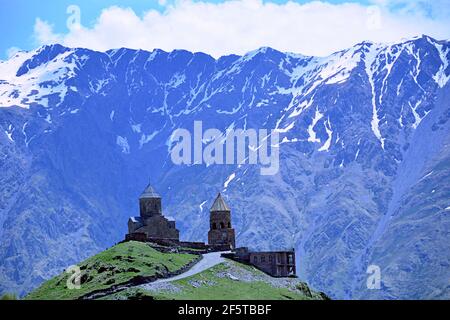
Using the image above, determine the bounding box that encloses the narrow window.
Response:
[212,223,217,230]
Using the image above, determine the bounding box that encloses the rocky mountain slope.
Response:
[0,35,449,299]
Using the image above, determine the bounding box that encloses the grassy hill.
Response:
[103,260,328,300]
[26,241,197,300]
[25,241,327,300]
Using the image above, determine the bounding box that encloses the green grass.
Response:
[25,241,197,300]
[104,260,324,300]
[152,263,310,300]
[1,293,18,300]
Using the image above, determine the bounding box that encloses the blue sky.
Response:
[0,0,162,55]
[1,0,449,59]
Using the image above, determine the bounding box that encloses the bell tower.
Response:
[208,193,236,249]
[139,182,162,218]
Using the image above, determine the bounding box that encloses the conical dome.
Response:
[210,193,230,212]
[139,182,161,199]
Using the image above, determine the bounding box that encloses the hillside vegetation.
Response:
[26,241,197,300]
[25,241,326,300]
[104,260,328,300]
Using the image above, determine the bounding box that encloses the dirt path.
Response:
[81,251,229,299]
[140,251,228,289]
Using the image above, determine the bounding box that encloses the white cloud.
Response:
[6,47,21,59]
[34,18,62,45]
[32,0,450,58]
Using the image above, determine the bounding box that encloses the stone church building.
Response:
[127,183,179,241]
[125,182,296,277]
[208,193,236,249]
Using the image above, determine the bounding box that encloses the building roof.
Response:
[139,182,161,199]
[210,193,230,212]
[129,216,143,223]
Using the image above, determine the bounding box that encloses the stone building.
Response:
[124,185,297,278]
[233,247,296,277]
[208,193,236,249]
[126,182,179,241]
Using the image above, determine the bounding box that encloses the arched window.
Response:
[227,222,231,228]
[212,223,217,230]
[220,222,225,229]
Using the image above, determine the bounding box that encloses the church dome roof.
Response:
[210,193,230,212]
[139,182,161,199]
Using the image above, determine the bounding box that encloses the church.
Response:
[126,183,180,242]
[208,193,236,248]
[125,182,295,277]
[126,182,236,250]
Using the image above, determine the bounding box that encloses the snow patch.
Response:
[139,131,159,148]
[5,130,13,142]
[0,48,77,108]
[307,108,323,143]
[216,103,243,115]
[318,118,332,152]
[355,138,362,160]
[224,173,236,189]
[323,48,362,85]
[280,137,300,144]
[275,121,295,133]
[131,123,142,133]
[199,200,207,212]
[409,100,430,129]
[419,171,433,181]
[288,97,314,119]
[169,73,186,88]
[116,136,130,154]
[433,43,450,88]
[364,44,385,149]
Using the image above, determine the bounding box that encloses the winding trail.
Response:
[82,251,229,299]
[140,251,229,289]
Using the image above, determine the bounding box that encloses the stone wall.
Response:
[134,215,179,240]
[125,232,147,242]
[208,228,236,248]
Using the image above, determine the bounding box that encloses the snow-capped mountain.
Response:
[0,35,449,299]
